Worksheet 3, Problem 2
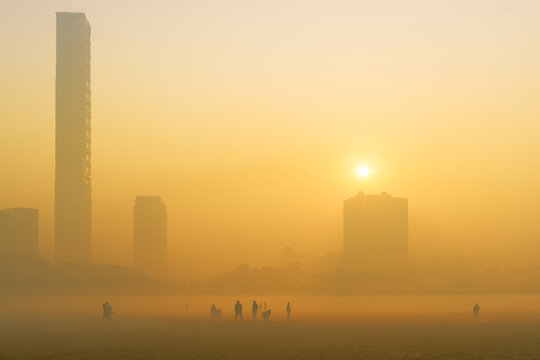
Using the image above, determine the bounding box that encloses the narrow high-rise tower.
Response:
[55,12,92,262]
[134,196,168,278]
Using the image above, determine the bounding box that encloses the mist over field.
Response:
[2,294,540,360]
[2,0,540,359]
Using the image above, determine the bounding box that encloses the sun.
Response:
[357,166,370,177]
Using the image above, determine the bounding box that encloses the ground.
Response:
[1,316,540,359]
[2,295,540,359]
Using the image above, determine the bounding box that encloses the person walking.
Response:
[102,301,113,322]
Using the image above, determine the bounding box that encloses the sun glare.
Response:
[357,166,370,177]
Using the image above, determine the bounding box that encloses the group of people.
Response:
[101,300,291,322]
[102,301,480,322]
[232,300,291,322]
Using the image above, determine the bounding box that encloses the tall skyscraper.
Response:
[343,192,408,272]
[133,196,168,278]
[55,12,92,262]
[0,208,39,255]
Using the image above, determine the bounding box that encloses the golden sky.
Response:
[1,0,540,280]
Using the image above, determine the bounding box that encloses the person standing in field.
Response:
[473,303,480,317]
[252,300,259,321]
[102,301,113,322]
[286,302,291,320]
[235,300,244,322]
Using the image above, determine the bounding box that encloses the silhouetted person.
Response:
[473,303,480,317]
[263,302,267,310]
[102,301,113,322]
[286,302,291,320]
[234,300,244,322]
[252,300,259,321]
[211,304,217,318]
[262,309,271,321]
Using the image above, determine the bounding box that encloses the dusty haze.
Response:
[1,0,540,281]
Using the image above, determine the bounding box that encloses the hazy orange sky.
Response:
[1,0,540,280]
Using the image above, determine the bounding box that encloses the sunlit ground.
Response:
[1,295,540,359]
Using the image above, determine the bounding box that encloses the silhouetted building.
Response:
[0,208,39,255]
[55,12,92,262]
[343,192,408,272]
[133,196,167,277]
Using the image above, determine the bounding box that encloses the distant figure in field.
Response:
[211,304,222,318]
[252,300,259,321]
[235,300,244,322]
[286,302,291,320]
[264,302,268,310]
[262,309,271,321]
[102,301,113,322]
[473,303,480,317]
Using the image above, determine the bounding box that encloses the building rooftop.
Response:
[345,192,407,203]
[56,12,90,27]
[135,196,165,204]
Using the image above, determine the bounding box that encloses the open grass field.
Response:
[1,295,540,359]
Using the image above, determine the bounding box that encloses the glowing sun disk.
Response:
[357,166,370,177]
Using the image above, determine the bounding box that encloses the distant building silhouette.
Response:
[133,196,167,277]
[55,12,92,263]
[0,208,39,255]
[343,192,408,272]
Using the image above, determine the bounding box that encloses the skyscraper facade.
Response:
[55,12,92,262]
[343,192,408,272]
[133,196,168,278]
[0,208,39,255]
